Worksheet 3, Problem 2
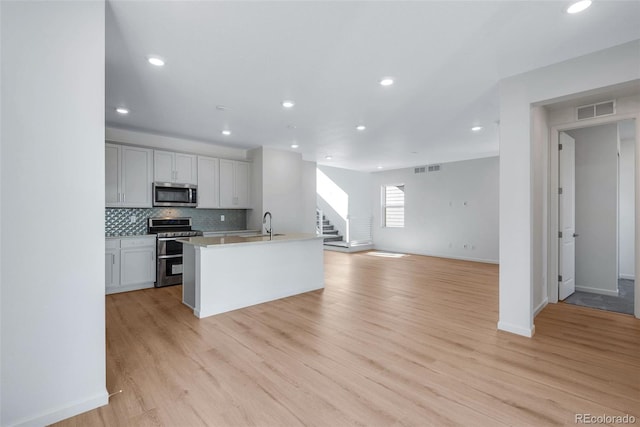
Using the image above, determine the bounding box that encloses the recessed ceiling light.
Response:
[471,126,483,132]
[216,105,229,111]
[377,166,383,169]
[356,125,366,131]
[282,100,295,108]
[115,107,129,115]
[221,130,231,136]
[379,78,394,86]
[291,144,299,149]
[325,155,332,160]
[567,0,592,14]
[147,56,165,67]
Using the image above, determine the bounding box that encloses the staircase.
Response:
[316,211,344,244]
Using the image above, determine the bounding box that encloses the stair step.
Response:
[323,230,339,235]
[322,225,334,231]
[323,220,330,225]
[323,235,343,242]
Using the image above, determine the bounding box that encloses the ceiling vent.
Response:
[576,100,615,120]
[414,166,426,174]
[427,164,441,172]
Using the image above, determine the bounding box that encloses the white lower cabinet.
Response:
[105,240,120,290]
[106,237,156,294]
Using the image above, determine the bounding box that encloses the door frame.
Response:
[547,112,639,319]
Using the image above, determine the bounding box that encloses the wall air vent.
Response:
[414,166,426,174]
[576,100,615,121]
[427,164,441,172]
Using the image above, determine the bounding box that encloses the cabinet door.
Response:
[234,161,251,208]
[175,153,197,184]
[105,144,121,206]
[197,156,219,208]
[122,146,153,207]
[219,159,235,207]
[105,248,120,290]
[121,247,156,286]
[154,150,174,183]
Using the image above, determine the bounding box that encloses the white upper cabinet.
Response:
[105,144,120,206]
[153,150,174,182]
[197,156,220,208]
[154,150,197,184]
[105,143,153,208]
[219,159,251,208]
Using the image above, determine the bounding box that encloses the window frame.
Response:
[381,183,405,228]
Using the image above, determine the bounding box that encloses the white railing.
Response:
[316,208,323,236]
[347,216,373,246]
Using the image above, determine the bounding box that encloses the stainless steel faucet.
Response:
[263,211,272,240]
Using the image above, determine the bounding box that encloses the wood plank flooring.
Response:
[55,251,640,426]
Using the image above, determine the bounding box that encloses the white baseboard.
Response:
[10,390,108,427]
[575,286,619,297]
[497,321,535,338]
[374,246,498,264]
[534,297,549,317]
[619,274,635,280]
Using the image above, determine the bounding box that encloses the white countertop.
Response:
[200,229,261,234]
[106,234,155,240]
[178,233,322,248]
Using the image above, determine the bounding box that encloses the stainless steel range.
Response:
[147,217,203,287]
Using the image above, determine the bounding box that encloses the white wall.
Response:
[499,40,640,336]
[619,135,636,280]
[316,165,372,241]
[301,161,318,234]
[371,157,499,263]
[248,147,316,234]
[1,1,107,425]
[531,106,549,315]
[567,124,619,295]
[106,127,247,160]
[247,147,264,231]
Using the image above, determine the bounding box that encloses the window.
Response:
[382,184,405,228]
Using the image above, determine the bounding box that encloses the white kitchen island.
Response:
[179,233,324,318]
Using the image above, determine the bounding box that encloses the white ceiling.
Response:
[106,1,640,172]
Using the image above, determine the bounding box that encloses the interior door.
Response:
[559,132,576,300]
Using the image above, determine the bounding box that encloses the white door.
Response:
[105,248,120,290]
[234,161,250,207]
[154,150,175,182]
[122,146,153,207]
[121,247,155,286]
[219,159,235,207]
[105,144,121,206]
[559,132,576,300]
[197,156,219,208]
[175,153,197,184]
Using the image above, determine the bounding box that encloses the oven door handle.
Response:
[158,254,183,260]
[157,237,181,242]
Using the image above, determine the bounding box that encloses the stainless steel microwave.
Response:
[152,182,197,207]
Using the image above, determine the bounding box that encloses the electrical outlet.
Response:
[220,215,225,222]
[129,215,137,223]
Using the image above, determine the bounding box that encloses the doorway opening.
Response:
[557,120,636,315]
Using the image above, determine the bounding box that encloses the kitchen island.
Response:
[179,233,324,318]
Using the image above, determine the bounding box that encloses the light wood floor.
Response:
[56,251,640,426]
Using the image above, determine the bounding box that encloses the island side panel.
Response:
[182,243,196,309]
[196,238,324,318]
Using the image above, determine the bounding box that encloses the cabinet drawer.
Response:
[105,239,120,249]
[121,237,156,248]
